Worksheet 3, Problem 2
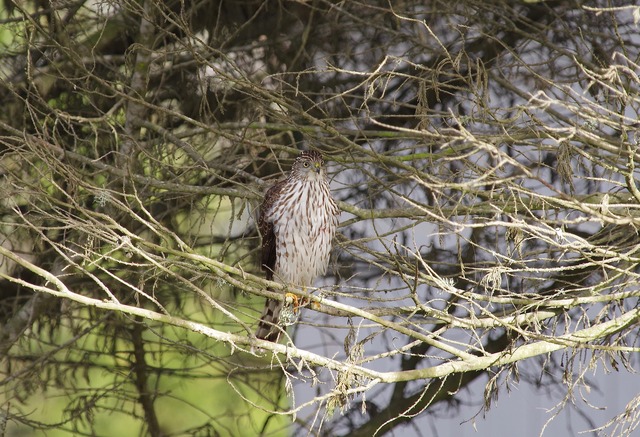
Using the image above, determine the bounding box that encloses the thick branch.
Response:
[0,242,637,385]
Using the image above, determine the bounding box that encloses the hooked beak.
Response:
[313,162,322,173]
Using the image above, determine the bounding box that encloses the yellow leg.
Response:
[285,287,308,314]
[285,292,299,310]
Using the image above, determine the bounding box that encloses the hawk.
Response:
[255,150,340,342]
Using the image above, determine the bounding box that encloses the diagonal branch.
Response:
[0,242,637,385]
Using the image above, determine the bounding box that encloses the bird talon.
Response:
[285,292,300,312]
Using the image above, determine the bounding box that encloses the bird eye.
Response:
[302,161,310,168]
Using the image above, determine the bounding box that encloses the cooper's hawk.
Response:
[255,150,340,342]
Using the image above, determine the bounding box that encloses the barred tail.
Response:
[255,297,283,342]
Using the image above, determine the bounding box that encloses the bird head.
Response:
[291,150,326,181]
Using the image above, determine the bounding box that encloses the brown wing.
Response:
[259,179,288,280]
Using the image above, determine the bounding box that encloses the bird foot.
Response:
[285,292,301,313]
[279,293,302,326]
[285,292,314,314]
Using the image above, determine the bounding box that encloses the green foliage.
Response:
[5,301,287,437]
